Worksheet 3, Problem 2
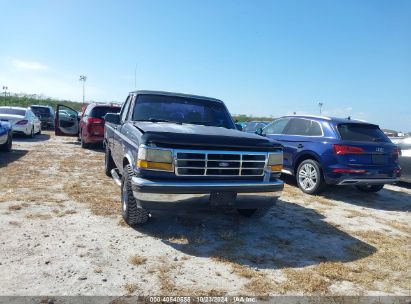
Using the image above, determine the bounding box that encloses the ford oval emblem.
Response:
[218,162,230,167]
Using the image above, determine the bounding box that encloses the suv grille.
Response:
[175,150,268,176]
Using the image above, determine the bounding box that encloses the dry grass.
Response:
[123,283,138,294]
[56,209,77,217]
[128,255,147,266]
[279,268,330,294]
[345,210,366,218]
[25,213,52,220]
[8,203,29,211]
[93,267,103,274]
[168,235,189,245]
[9,221,21,227]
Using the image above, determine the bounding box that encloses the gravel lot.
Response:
[0,131,410,296]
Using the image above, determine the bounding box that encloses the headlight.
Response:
[268,151,283,172]
[137,146,173,172]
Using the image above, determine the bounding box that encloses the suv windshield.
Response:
[132,94,235,129]
[90,106,121,119]
[338,123,390,142]
[0,108,26,116]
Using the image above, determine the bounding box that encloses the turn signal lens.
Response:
[137,160,173,171]
[270,164,283,172]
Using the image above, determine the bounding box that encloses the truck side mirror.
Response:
[255,128,264,136]
[105,113,121,125]
[235,123,243,131]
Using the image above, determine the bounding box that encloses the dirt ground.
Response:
[0,131,410,296]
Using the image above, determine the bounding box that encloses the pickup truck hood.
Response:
[134,122,281,151]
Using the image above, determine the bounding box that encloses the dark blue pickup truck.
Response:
[104,91,284,225]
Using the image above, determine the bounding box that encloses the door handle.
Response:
[297,144,304,148]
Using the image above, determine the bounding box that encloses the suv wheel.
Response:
[356,184,384,192]
[80,131,89,149]
[104,145,116,177]
[0,132,12,152]
[296,159,325,194]
[121,164,149,226]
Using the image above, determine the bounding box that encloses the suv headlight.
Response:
[268,151,283,172]
[137,146,173,172]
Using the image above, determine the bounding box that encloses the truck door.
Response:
[55,105,79,137]
[112,96,132,169]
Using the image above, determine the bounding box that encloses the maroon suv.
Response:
[79,103,121,148]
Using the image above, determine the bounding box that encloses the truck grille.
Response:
[175,150,268,176]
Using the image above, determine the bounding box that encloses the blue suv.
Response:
[258,115,401,194]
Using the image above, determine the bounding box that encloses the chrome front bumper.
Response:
[131,176,284,209]
[338,178,400,185]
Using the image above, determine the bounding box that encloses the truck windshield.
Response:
[132,94,235,129]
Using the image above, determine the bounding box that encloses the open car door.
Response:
[55,105,79,136]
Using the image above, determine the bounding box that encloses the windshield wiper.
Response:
[372,137,383,142]
[135,118,182,124]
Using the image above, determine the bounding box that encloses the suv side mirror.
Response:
[105,113,120,125]
[235,123,243,131]
[255,127,264,136]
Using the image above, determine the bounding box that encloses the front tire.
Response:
[0,132,12,152]
[356,184,384,192]
[104,145,116,177]
[296,159,326,194]
[121,164,149,226]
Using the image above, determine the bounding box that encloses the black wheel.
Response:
[28,126,35,138]
[356,184,384,192]
[37,127,42,135]
[105,145,116,177]
[121,164,149,226]
[80,131,89,149]
[0,132,12,152]
[296,159,326,194]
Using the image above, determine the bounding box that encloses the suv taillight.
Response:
[333,144,364,155]
[88,117,103,124]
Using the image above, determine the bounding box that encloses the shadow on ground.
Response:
[0,149,28,167]
[13,133,50,142]
[133,199,376,270]
[65,140,104,153]
[281,174,411,212]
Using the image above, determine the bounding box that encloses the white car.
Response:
[0,106,42,137]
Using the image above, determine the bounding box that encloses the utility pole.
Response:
[79,75,87,105]
[2,86,8,106]
[318,102,324,115]
[134,64,137,90]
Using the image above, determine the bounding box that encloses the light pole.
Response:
[79,75,87,105]
[2,86,8,106]
[318,102,324,115]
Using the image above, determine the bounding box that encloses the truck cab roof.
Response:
[129,90,224,104]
